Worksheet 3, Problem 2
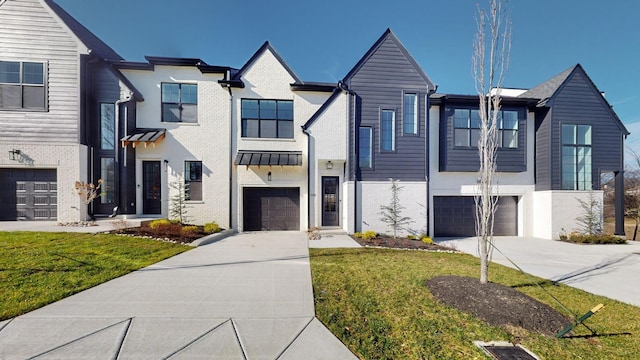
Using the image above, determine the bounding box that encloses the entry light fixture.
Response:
[326,161,333,170]
[9,149,21,161]
[268,171,272,181]
[163,159,169,172]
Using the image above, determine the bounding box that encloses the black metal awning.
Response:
[234,151,302,167]
[121,129,166,148]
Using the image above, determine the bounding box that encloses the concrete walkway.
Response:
[0,232,357,359]
[439,236,640,307]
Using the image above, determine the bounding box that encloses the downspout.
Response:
[84,53,100,218]
[226,80,233,230]
[113,95,131,216]
[302,125,311,230]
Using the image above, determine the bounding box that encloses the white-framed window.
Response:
[359,127,372,169]
[562,124,592,190]
[381,109,395,151]
[0,60,47,110]
[403,93,418,134]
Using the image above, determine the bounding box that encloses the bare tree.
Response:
[472,0,512,284]
[625,149,640,239]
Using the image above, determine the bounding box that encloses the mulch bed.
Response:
[426,275,572,337]
[113,224,207,244]
[352,236,454,251]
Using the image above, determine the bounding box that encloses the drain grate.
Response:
[474,341,540,360]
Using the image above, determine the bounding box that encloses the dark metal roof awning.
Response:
[234,151,302,167]
[121,129,166,148]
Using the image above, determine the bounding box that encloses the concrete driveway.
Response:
[438,236,640,307]
[0,232,357,359]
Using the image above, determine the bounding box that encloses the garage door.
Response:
[0,169,57,220]
[243,187,300,231]
[434,196,517,237]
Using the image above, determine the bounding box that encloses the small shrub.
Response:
[407,235,417,240]
[421,235,433,244]
[353,232,363,239]
[149,219,172,229]
[204,222,222,234]
[181,225,199,234]
[566,233,626,244]
[362,231,377,240]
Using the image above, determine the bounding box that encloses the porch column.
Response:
[615,170,625,236]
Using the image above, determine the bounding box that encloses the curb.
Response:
[190,229,236,247]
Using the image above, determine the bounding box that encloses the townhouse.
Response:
[0,0,628,240]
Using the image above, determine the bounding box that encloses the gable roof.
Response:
[342,28,435,90]
[521,64,629,135]
[228,41,301,86]
[44,0,122,61]
[518,65,575,103]
[301,89,342,130]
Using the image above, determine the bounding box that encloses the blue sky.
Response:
[57,0,640,153]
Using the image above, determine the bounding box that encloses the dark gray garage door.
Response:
[243,187,300,231]
[434,196,517,237]
[0,169,57,220]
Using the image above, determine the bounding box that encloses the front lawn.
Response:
[310,248,640,359]
[0,232,190,320]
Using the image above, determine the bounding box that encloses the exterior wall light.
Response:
[163,159,169,172]
[268,171,272,181]
[9,149,21,161]
[326,161,333,170]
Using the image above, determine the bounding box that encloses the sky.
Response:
[56,0,640,157]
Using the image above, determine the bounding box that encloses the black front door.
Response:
[322,176,339,227]
[143,161,161,214]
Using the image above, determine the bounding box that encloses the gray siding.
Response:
[534,108,552,190]
[0,0,83,144]
[348,36,430,181]
[547,70,625,190]
[439,104,527,172]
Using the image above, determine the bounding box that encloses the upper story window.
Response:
[359,127,372,169]
[403,93,418,134]
[241,99,293,139]
[381,109,395,151]
[185,161,203,201]
[161,83,197,123]
[100,103,115,150]
[0,60,46,110]
[562,124,592,190]
[454,108,519,148]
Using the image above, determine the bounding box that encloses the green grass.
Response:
[0,232,190,320]
[310,248,640,359]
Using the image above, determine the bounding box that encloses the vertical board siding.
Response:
[0,0,82,143]
[549,70,625,190]
[439,104,527,172]
[349,36,430,181]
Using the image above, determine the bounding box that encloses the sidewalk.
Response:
[438,236,640,307]
[0,232,357,359]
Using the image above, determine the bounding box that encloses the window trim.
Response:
[161,82,198,123]
[452,107,520,149]
[241,98,294,139]
[403,92,418,135]
[184,160,203,201]
[100,103,116,150]
[359,127,373,169]
[380,109,396,152]
[561,124,592,190]
[0,60,48,111]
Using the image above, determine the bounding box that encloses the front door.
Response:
[143,161,161,214]
[322,176,339,227]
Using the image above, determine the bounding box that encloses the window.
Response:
[359,127,372,169]
[100,103,115,150]
[404,93,418,134]
[161,83,197,122]
[453,108,519,148]
[381,109,395,151]
[100,158,115,204]
[185,161,202,201]
[241,99,293,138]
[0,60,46,110]
[562,124,592,190]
